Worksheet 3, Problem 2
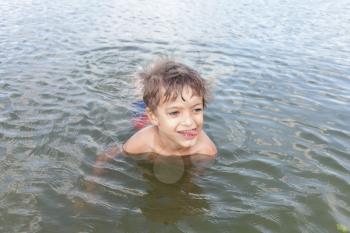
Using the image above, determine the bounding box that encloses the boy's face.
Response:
[148,86,204,151]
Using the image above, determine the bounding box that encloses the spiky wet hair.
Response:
[138,59,208,112]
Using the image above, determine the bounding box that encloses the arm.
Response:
[85,144,121,192]
[93,144,121,175]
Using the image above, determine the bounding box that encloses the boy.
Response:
[87,59,216,186]
[123,59,217,157]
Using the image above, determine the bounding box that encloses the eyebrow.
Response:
[192,102,203,107]
[165,102,203,110]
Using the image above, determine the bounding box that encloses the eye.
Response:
[168,111,179,116]
[194,108,203,113]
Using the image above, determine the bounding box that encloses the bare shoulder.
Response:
[196,131,217,157]
[123,126,155,154]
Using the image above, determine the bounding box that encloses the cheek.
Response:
[195,114,204,124]
[158,115,176,127]
[166,119,179,128]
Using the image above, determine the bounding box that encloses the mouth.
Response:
[177,128,198,139]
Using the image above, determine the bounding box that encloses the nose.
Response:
[181,112,194,126]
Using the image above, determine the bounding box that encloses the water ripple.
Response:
[1,0,350,232]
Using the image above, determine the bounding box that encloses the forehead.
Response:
[159,86,203,107]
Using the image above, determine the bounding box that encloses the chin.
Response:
[179,138,198,148]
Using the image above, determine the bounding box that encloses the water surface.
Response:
[1,0,350,232]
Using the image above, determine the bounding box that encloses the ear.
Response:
[146,107,159,126]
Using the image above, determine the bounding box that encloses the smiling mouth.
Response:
[177,128,198,139]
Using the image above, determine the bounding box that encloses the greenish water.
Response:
[1,0,350,232]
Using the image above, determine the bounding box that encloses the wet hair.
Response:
[138,59,208,112]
